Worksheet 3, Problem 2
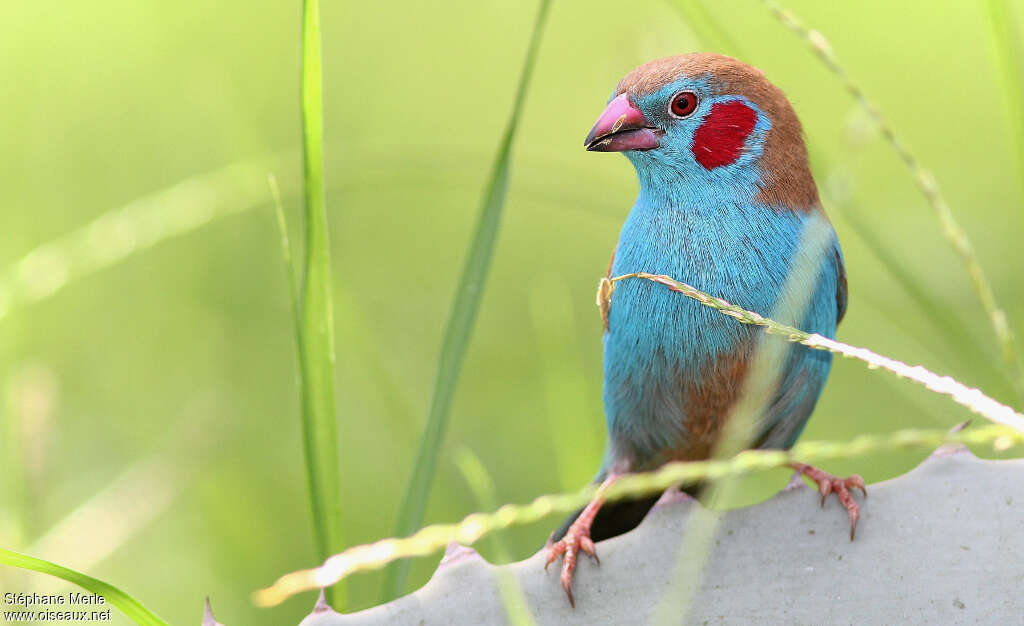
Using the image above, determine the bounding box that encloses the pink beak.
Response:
[584,93,662,152]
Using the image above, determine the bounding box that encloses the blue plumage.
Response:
[603,195,841,471]
[546,54,855,606]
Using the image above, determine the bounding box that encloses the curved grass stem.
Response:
[605,272,1024,432]
[256,266,1024,607]
[253,421,1022,607]
[758,0,1024,399]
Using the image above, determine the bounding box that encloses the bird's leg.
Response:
[789,462,866,540]
[544,474,618,607]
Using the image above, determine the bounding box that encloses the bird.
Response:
[544,53,863,606]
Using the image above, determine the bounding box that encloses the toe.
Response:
[548,518,598,606]
[580,536,598,561]
[560,562,577,608]
[544,543,565,570]
[792,463,867,541]
[818,480,833,506]
[847,504,860,541]
[846,475,867,497]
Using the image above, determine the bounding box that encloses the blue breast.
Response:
[601,193,841,472]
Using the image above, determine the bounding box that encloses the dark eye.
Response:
[669,91,698,117]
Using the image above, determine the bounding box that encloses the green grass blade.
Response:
[379,0,552,601]
[296,0,345,607]
[269,173,301,319]
[985,0,1024,195]
[0,548,168,625]
[454,449,536,626]
[0,157,287,324]
[670,0,744,55]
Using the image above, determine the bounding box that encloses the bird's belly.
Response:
[601,274,757,469]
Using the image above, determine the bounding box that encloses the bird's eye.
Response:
[669,91,698,118]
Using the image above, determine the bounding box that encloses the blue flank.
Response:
[600,77,842,474]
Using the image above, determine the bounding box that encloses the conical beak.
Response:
[584,93,662,152]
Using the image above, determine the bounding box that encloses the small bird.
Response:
[545,54,863,606]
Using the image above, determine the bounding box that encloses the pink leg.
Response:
[790,462,867,540]
[544,474,618,607]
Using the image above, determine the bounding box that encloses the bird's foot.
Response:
[544,473,621,606]
[790,463,866,540]
[545,515,598,608]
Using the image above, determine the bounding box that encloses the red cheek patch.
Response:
[692,101,758,169]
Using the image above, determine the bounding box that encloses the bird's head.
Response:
[584,53,818,208]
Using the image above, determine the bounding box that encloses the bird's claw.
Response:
[545,523,598,607]
[791,463,866,540]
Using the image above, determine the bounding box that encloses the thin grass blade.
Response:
[379,0,552,601]
[296,0,345,607]
[669,0,1015,397]
[0,548,168,625]
[454,449,536,626]
[269,173,301,319]
[254,423,1022,606]
[985,0,1024,195]
[669,0,744,55]
[758,0,1024,399]
[0,157,289,324]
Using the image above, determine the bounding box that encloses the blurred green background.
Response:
[2,0,1022,623]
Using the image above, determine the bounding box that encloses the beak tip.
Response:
[583,92,658,153]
